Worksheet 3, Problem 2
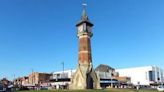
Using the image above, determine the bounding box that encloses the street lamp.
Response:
[61,62,64,78]
[31,68,34,85]
[61,62,64,88]
[111,73,114,88]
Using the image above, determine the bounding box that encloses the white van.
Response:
[157,85,164,91]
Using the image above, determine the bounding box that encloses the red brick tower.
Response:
[70,4,100,89]
[77,5,93,66]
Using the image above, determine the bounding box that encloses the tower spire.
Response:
[76,2,93,27]
[82,3,88,20]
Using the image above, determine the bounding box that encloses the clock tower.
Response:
[70,4,101,89]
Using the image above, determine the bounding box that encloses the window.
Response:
[149,71,155,81]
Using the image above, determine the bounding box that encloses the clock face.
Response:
[83,23,86,31]
[77,25,83,32]
[87,26,92,32]
[77,24,92,33]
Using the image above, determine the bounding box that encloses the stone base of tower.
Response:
[69,64,101,89]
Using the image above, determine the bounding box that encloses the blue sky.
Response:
[0,0,164,80]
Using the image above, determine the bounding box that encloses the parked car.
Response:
[157,85,164,91]
[0,83,6,92]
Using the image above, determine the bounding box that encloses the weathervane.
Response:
[82,0,87,11]
[82,3,87,8]
[81,0,88,19]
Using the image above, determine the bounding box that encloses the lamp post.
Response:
[111,73,113,88]
[157,77,160,85]
[61,62,64,88]
[71,68,72,77]
[61,62,64,77]
[31,69,34,85]
[13,74,15,81]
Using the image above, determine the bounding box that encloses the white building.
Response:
[50,64,119,89]
[116,66,164,86]
[50,69,76,89]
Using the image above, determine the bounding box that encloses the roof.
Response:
[116,65,163,71]
[0,78,10,82]
[76,4,93,27]
[95,64,115,72]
